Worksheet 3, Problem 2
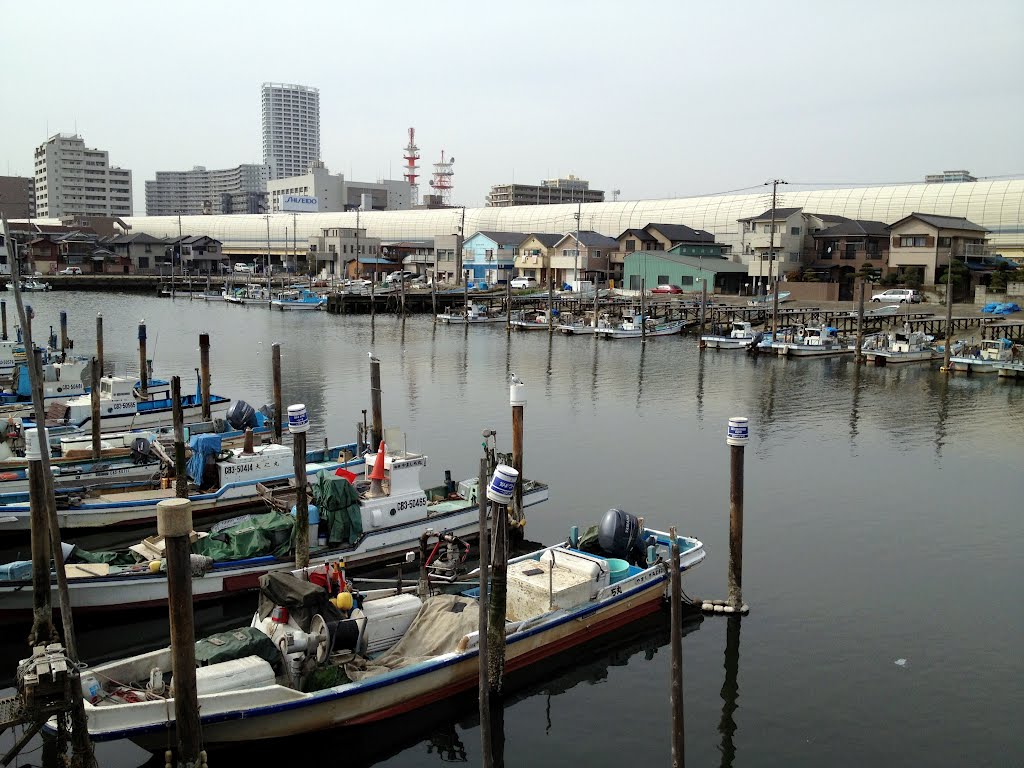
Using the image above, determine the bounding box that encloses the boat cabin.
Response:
[980,338,1013,361]
[730,321,754,339]
[359,448,430,529]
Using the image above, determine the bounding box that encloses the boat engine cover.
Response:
[597,508,646,566]
[226,400,258,431]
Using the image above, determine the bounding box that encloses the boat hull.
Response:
[558,325,597,335]
[700,335,753,350]
[947,357,999,374]
[865,349,936,365]
[598,321,685,339]
[271,300,325,311]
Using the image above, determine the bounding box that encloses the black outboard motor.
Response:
[225,400,258,431]
[598,508,647,566]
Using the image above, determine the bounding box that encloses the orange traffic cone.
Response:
[368,441,387,497]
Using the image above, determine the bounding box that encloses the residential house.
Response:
[738,208,847,292]
[88,246,131,275]
[610,224,720,285]
[887,213,989,285]
[624,250,748,294]
[104,233,168,274]
[513,233,562,285]
[549,231,618,287]
[381,240,434,277]
[462,231,527,285]
[810,220,890,297]
[307,227,383,278]
[433,234,459,284]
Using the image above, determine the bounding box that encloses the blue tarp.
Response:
[187,434,222,484]
[980,302,1021,315]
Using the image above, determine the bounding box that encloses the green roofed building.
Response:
[623,245,748,294]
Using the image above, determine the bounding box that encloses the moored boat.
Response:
[436,303,507,324]
[701,320,756,350]
[746,290,790,306]
[772,325,852,358]
[596,314,685,339]
[509,310,552,331]
[948,338,1018,374]
[271,289,326,311]
[863,326,936,365]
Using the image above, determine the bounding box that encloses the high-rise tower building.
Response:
[33,133,133,218]
[261,82,320,180]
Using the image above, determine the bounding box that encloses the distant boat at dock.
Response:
[746,291,790,306]
[596,314,685,339]
[436,302,507,324]
[863,327,936,365]
[701,320,756,350]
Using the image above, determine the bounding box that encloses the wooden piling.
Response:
[1,300,6,340]
[171,377,188,499]
[700,280,708,338]
[505,278,512,333]
[137,322,148,397]
[59,310,68,354]
[26,423,53,646]
[95,313,104,375]
[272,343,283,443]
[942,268,954,372]
[548,279,554,335]
[727,423,746,610]
[198,333,211,421]
[431,278,437,321]
[640,279,647,343]
[292,422,310,569]
[669,526,685,768]
[369,355,383,451]
[477,457,492,767]
[486,499,508,698]
[854,278,866,363]
[90,357,101,460]
[158,498,201,766]
[510,384,524,532]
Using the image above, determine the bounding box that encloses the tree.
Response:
[989,268,1007,292]
[802,269,820,282]
[857,262,876,282]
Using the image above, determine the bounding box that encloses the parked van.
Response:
[233,263,254,274]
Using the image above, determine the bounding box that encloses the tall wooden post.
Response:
[727,417,748,609]
[431,278,437,321]
[477,458,492,767]
[400,270,406,316]
[669,526,685,768]
[272,343,283,443]
[59,310,68,355]
[171,377,188,499]
[505,277,512,333]
[510,379,525,530]
[640,278,647,343]
[369,355,383,452]
[90,357,102,460]
[942,265,955,372]
[548,278,554,334]
[198,333,211,421]
[158,498,201,766]
[95,313,104,375]
[700,279,708,337]
[1,300,7,340]
[289,404,310,569]
[593,279,600,336]
[486,498,508,699]
[854,278,866,362]
[464,271,470,316]
[26,422,53,646]
[137,322,148,397]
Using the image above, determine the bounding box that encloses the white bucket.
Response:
[486,464,519,505]
[24,427,49,461]
[727,416,749,446]
[287,403,309,434]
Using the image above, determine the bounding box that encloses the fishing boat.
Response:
[596,314,685,339]
[948,338,1018,374]
[863,326,936,365]
[19,279,51,292]
[0,356,89,406]
[21,374,231,432]
[0,437,362,534]
[64,508,703,747]
[509,310,552,331]
[746,290,790,307]
[772,325,853,358]
[223,285,271,306]
[436,303,507,324]
[0,443,550,616]
[557,311,606,335]
[271,289,326,311]
[700,320,756,350]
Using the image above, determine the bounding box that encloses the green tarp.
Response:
[312,470,363,546]
[192,511,294,562]
[195,627,280,668]
[70,546,136,566]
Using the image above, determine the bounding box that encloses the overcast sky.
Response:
[1,0,1021,214]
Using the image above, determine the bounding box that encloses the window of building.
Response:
[790,227,801,236]
[938,237,951,247]
[138,257,150,269]
[629,275,640,290]
[657,275,669,285]
[680,276,694,286]
[625,240,635,252]
[899,236,928,247]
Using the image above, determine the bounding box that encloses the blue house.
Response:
[462,231,527,285]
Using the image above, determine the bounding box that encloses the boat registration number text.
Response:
[395,496,426,511]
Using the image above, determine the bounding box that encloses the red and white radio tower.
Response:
[403,127,420,206]
[430,149,455,206]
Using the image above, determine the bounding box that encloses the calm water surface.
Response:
[1,292,1020,767]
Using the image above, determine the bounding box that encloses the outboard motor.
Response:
[131,437,152,465]
[225,400,258,431]
[598,508,647,566]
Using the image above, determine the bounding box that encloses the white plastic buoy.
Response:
[713,599,727,606]
[723,605,735,614]
[486,464,519,505]
[741,604,750,615]
[287,403,309,434]
[714,604,724,613]
[726,416,749,447]
[702,602,713,612]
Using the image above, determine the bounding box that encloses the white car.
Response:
[233,263,254,274]
[58,266,83,275]
[385,271,416,284]
[871,288,922,304]
[510,276,539,289]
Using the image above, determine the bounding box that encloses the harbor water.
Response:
[1,292,1020,767]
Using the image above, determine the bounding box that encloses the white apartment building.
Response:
[262,83,320,180]
[267,163,411,213]
[145,164,270,215]
[34,133,133,218]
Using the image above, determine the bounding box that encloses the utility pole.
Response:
[265,214,272,307]
[455,206,466,285]
[766,179,787,338]
[292,211,298,274]
[574,200,583,290]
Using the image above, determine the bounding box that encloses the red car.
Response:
[651,284,683,294]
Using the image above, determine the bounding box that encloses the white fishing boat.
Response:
[557,311,605,336]
[995,361,1024,379]
[863,326,936,365]
[271,289,326,311]
[0,444,550,616]
[700,320,756,350]
[22,375,231,432]
[509,310,552,331]
[223,285,271,306]
[19,279,52,292]
[436,303,507,324]
[596,314,685,339]
[772,326,853,358]
[0,356,89,408]
[0,439,361,534]
[948,338,1018,374]
[63,509,703,747]
[746,290,790,307]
